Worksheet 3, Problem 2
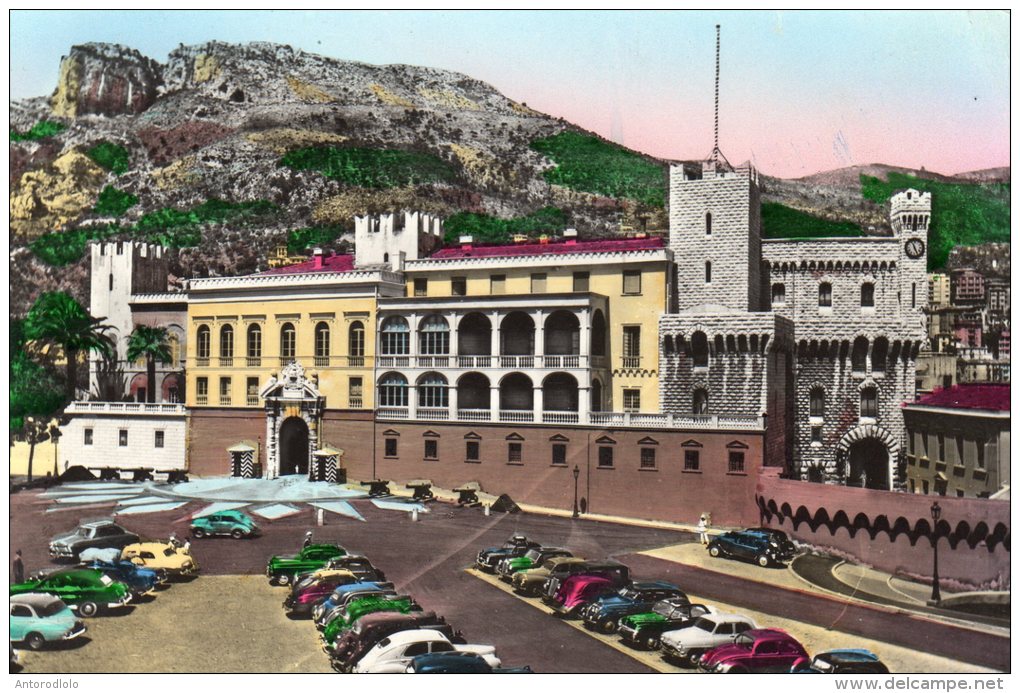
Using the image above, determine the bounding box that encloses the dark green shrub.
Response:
[444,207,568,244]
[761,202,862,240]
[29,224,121,266]
[280,147,457,188]
[93,186,138,216]
[287,226,346,254]
[10,120,67,142]
[86,141,131,174]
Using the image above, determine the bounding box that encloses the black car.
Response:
[617,598,713,650]
[48,521,140,561]
[743,528,797,562]
[407,651,532,673]
[794,649,890,673]
[707,530,785,567]
[581,581,687,634]
[475,535,541,573]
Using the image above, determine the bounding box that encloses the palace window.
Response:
[860,387,878,418]
[466,441,480,463]
[279,323,296,361]
[684,450,700,472]
[861,283,875,308]
[640,448,657,470]
[378,373,409,407]
[691,331,709,369]
[314,322,331,364]
[197,326,211,360]
[811,426,823,444]
[424,439,438,460]
[418,315,450,355]
[810,388,825,418]
[119,430,128,447]
[693,389,709,415]
[818,283,832,308]
[728,451,745,473]
[508,442,523,464]
[551,443,567,466]
[598,446,614,468]
[623,389,641,413]
[451,277,467,296]
[771,283,785,305]
[384,438,398,458]
[414,278,428,297]
[246,377,259,406]
[531,273,547,293]
[705,211,712,235]
[247,324,262,359]
[622,326,641,367]
[380,317,409,355]
[349,322,365,364]
[154,431,165,449]
[197,377,209,404]
[623,270,641,295]
[490,274,506,295]
[219,377,232,405]
[84,428,93,446]
[705,261,712,283]
[417,373,449,408]
[573,272,589,293]
[220,325,234,358]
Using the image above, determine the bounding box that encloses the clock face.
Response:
[905,238,925,259]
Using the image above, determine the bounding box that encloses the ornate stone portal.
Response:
[259,362,325,479]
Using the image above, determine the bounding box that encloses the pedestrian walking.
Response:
[12,550,24,584]
[697,515,710,546]
[303,531,313,549]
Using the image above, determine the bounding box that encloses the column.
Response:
[448,384,458,421]
[534,309,545,361]
[408,312,419,364]
[533,385,544,423]
[408,384,418,421]
[264,407,277,480]
[490,385,500,422]
[448,311,459,360]
[490,310,501,358]
[578,386,590,422]
[579,309,590,359]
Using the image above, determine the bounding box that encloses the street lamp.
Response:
[929,501,942,605]
[572,465,580,519]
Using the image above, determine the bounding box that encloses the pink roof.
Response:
[259,254,356,275]
[430,236,665,260]
[912,385,1010,412]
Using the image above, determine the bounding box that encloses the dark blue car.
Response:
[312,581,395,629]
[407,651,532,673]
[580,581,688,634]
[474,535,541,573]
[707,531,785,567]
[82,560,165,596]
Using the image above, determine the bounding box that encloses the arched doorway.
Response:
[279,417,309,476]
[847,438,889,490]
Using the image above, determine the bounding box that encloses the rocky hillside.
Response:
[9,41,1010,317]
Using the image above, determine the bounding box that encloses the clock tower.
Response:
[890,188,931,324]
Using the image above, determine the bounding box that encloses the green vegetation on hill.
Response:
[86,141,131,174]
[443,207,568,244]
[280,146,458,188]
[30,224,122,266]
[287,225,346,255]
[530,131,666,207]
[860,172,1010,270]
[10,120,66,142]
[761,202,863,239]
[93,186,139,217]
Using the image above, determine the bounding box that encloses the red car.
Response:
[548,575,619,617]
[698,628,810,673]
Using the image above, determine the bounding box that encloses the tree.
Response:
[126,325,172,404]
[10,352,64,433]
[24,292,115,402]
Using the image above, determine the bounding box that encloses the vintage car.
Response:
[266,543,346,586]
[10,594,87,649]
[328,611,460,673]
[283,571,360,618]
[547,575,621,616]
[121,542,199,578]
[190,510,260,539]
[541,560,630,603]
[10,567,132,617]
[290,568,360,595]
[81,559,164,597]
[660,612,758,666]
[511,556,587,596]
[475,534,541,573]
[743,528,797,562]
[353,629,500,673]
[793,649,890,674]
[698,628,810,673]
[322,595,418,649]
[315,582,397,629]
[581,581,688,634]
[618,598,714,650]
[495,547,572,582]
[406,652,533,674]
[707,530,787,567]
[48,520,140,561]
[312,554,386,583]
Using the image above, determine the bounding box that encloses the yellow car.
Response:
[121,542,199,578]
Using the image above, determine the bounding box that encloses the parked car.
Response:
[10,567,132,617]
[496,547,572,582]
[322,595,418,649]
[328,611,460,673]
[618,598,714,650]
[793,649,890,674]
[541,560,630,602]
[547,575,619,617]
[698,628,810,673]
[78,547,122,564]
[10,594,87,650]
[81,559,163,597]
[511,556,587,596]
[290,568,360,596]
[314,554,386,583]
[707,530,787,567]
[743,528,797,562]
[581,581,687,634]
[121,542,199,578]
[407,652,533,674]
[190,510,260,539]
[266,544,346,586]
[283,571,360,618]
[660,612,758,667]
[475,534,541,573]
[353,629,500,673]
[315,582,397,630]
[48,520,140,561]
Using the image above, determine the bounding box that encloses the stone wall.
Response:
[62,411,186,473]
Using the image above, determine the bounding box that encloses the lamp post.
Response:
[49,424,62,479]
[929,501,942,605]
[572,465,580,519]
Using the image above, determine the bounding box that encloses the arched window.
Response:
[196,325,210,360]
[378,373,408,407]
[166,332,181,367]
[219,325,234,359]
[417,372,448,408]
[872,337,888,374]
[819,282,832,307]
[314,322,330,366]
[381,316,409,355]
[418,315,450,355]
[851,336,868,374]
[771,283,785,305]
[810,387,825,418]
[693,389,709,415]
[280,323,296,362]
[705,212,712,235]
[247,324,262,359]
[348,321,365,365]
[861,282,875,308]
[691,331,709,368]
[861,387,878,418]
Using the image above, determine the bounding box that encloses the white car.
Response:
[660,612,757,667]
[352,629,500,674]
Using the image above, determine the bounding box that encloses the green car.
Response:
[190,510,260,539]
[266,544,346,586]
[322,595,415,649]
[10,568,131,618]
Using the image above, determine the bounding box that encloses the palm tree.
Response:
[126,325,172,404]
[24,292,114,402]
